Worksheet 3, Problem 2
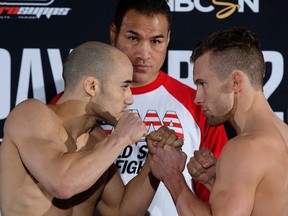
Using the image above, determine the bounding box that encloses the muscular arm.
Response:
[96,126,183,216]
[96,154,158,216]
[5,99,146,199]
[209,138,262,216]
[151,138,263,216]
[151,145,211,216]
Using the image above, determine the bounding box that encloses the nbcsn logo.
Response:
[168,0,259,19]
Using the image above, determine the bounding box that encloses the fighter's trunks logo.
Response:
[0,0,54,6]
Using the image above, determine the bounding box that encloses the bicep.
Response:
[5,101,67,184]
[210,180,255,216]
[209,141,262,216]
[96,165,125,215]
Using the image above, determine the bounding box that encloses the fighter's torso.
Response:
[0,126,108,216]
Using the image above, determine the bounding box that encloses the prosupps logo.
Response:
[0,0,71,19]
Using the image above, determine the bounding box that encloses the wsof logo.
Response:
[0,0,71,19]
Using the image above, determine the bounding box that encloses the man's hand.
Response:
[187,147,217,191]
[150,145,187,182]
[146,126,183,154]
[114,110,147,145]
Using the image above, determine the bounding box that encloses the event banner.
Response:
[0,0,287,141]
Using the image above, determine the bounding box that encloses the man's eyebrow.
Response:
[123,80,132,84]
[127,30,165,39]
[194,79,203,84]
[127,30,139,36]
[153,34,165,39]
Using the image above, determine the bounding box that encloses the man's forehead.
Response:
[121,10,169,31]
[112,62,132,80]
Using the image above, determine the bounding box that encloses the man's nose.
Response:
[194,89,204,105]
[125,89,134,105]
[137,41,151,60]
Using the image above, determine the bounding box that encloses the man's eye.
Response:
[122,85,129,90]
[200,82,206,86]
[152,39,161,44]
[128,36,137,41]
[197,82,207,88]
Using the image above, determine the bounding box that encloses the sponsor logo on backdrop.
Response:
[168,0,259,19]
[0,0,55,6]
[0,0,70,19]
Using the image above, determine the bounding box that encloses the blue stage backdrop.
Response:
[0,0,287,142]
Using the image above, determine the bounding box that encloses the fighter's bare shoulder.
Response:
[4,99,61,144]
[218,131,280,178]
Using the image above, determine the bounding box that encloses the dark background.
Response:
[0,0,287,141]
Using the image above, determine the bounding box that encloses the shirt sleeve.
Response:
[49,92,63,104]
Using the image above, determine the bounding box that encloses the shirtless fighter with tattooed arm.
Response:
[0,41,182,216]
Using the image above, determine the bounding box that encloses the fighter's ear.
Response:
[83,76,100,97]
[167,30,171,45]
[110,23,117,46]
[231,70,244,93]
